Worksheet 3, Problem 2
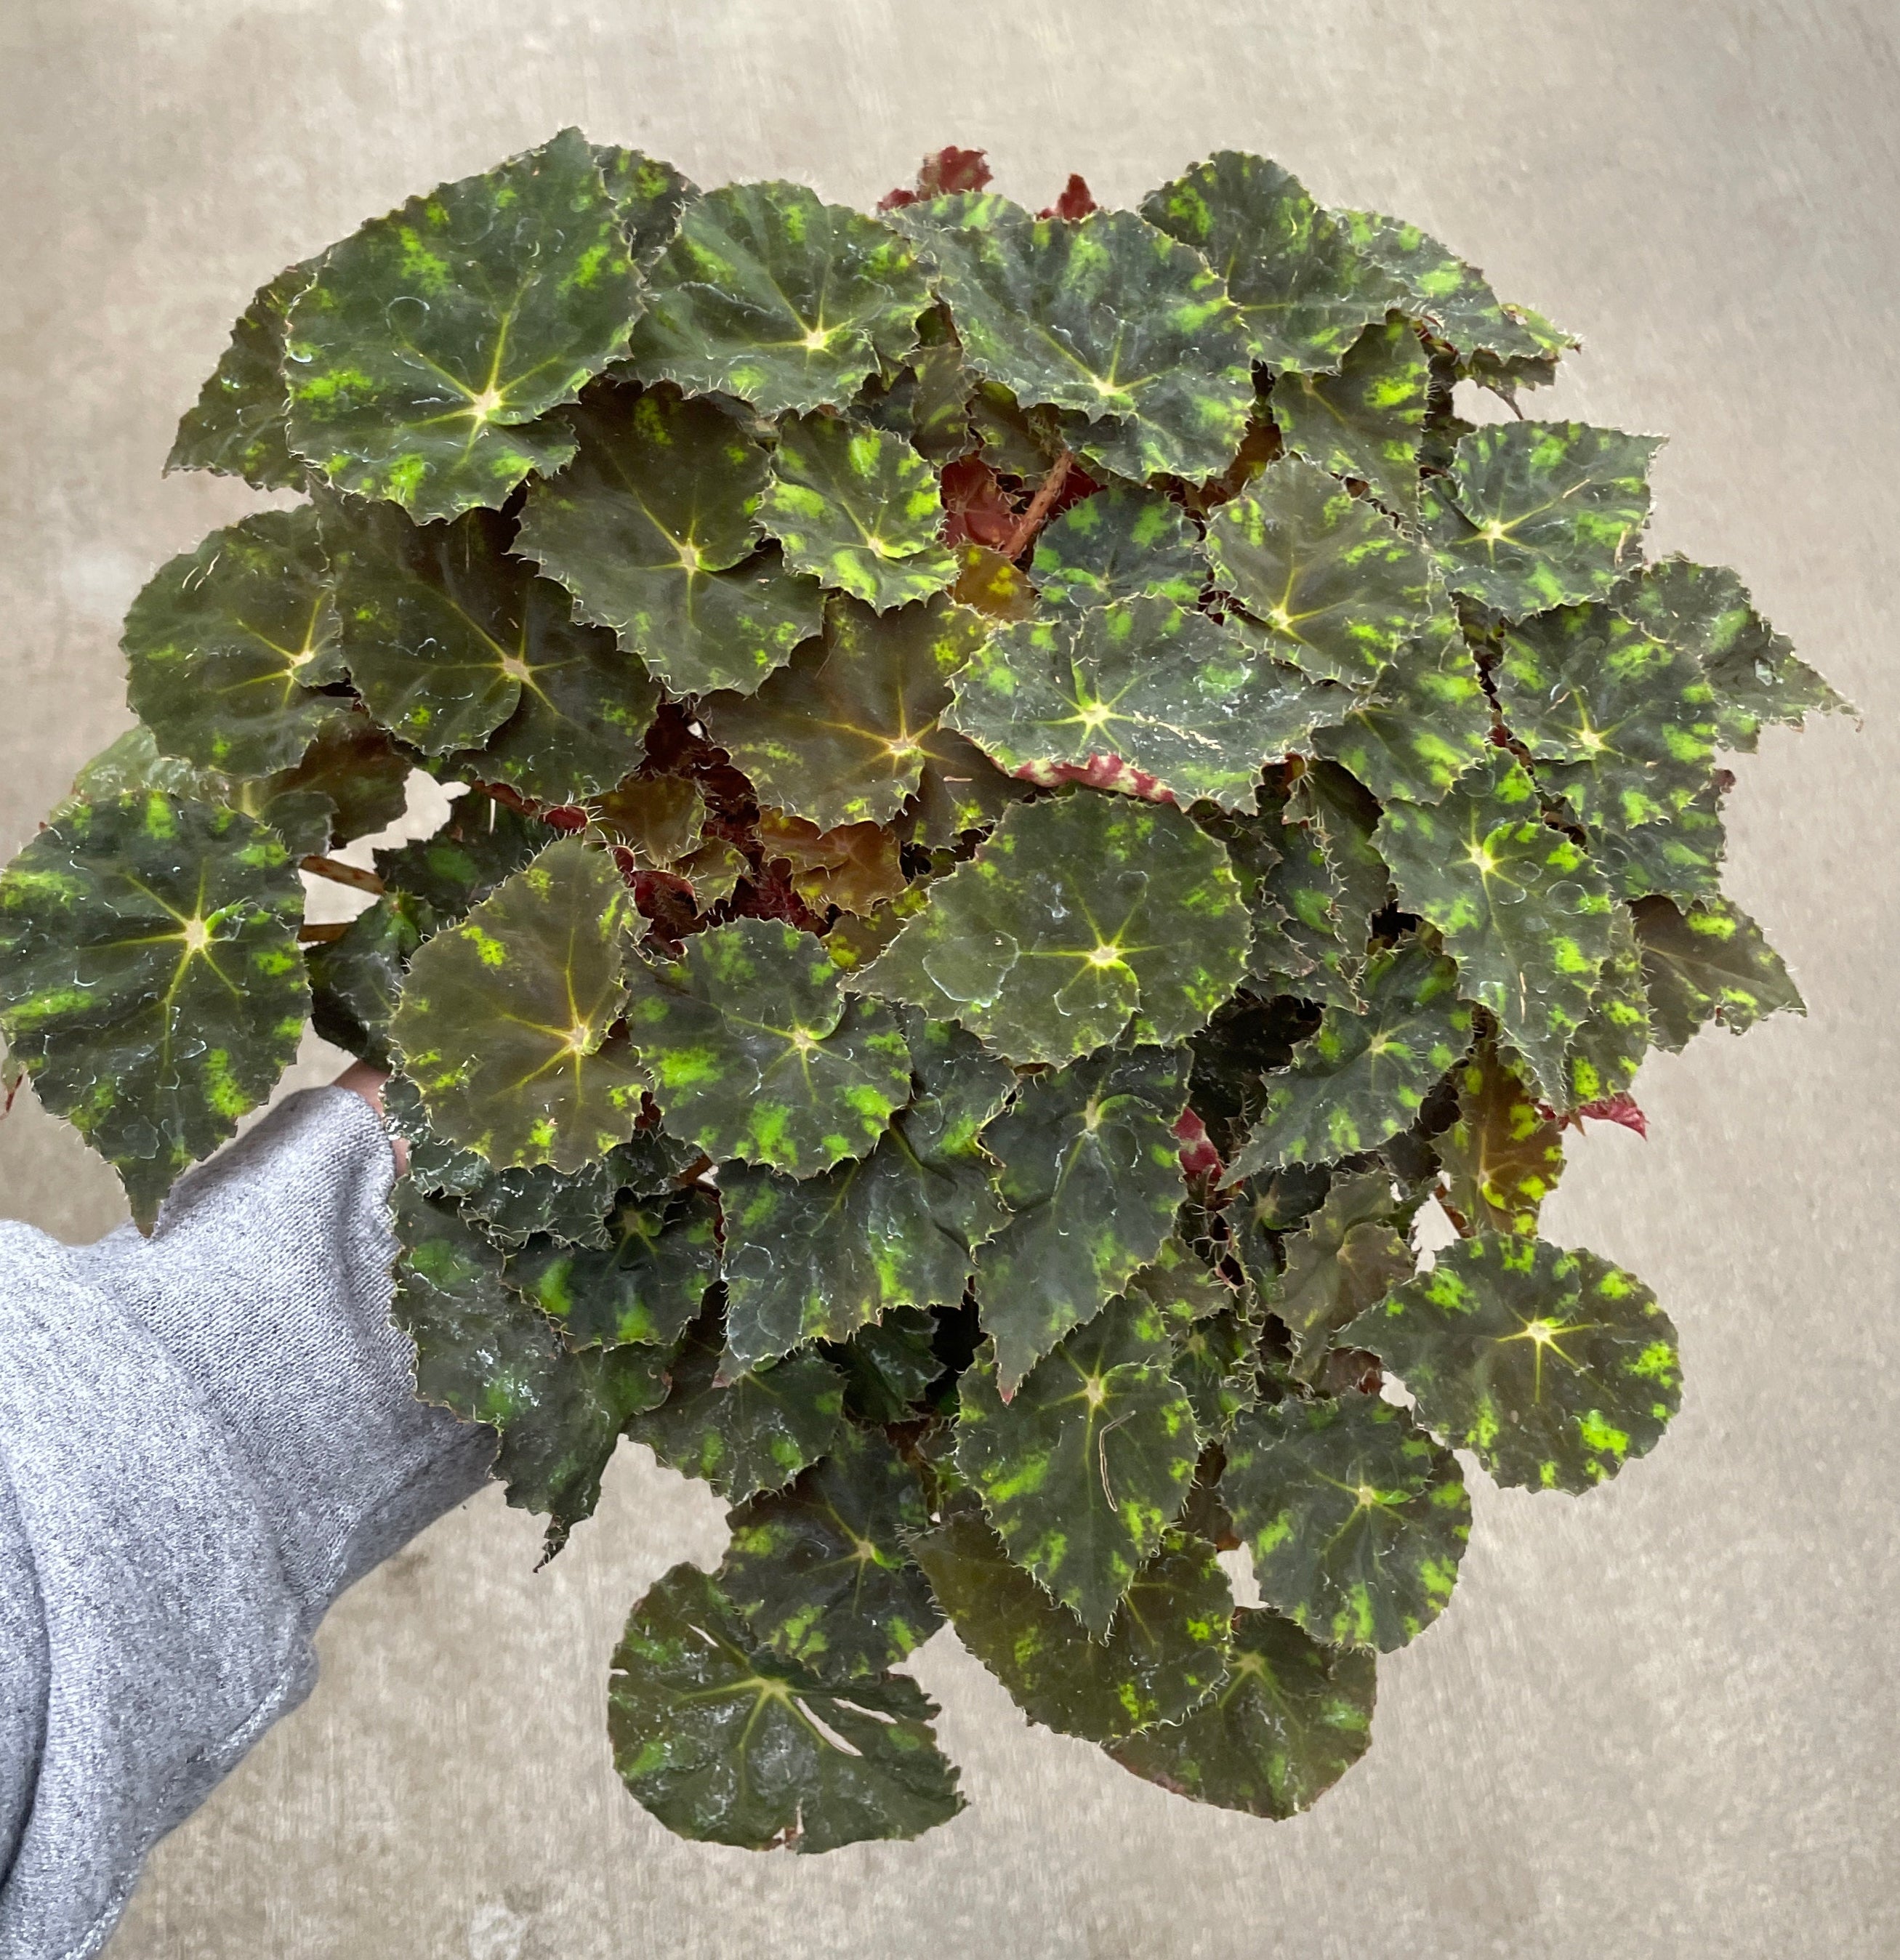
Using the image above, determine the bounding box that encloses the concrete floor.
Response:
[1,1,1896,1954]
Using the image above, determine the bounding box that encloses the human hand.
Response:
[333,1062,407,1174]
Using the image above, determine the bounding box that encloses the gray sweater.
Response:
[0,1088,495,1959]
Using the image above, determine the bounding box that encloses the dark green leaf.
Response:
[1590,777,1727,903]
[1421,422,1661,618]
[1108,1605,1375,1817]
[166,261,311,489]
[390,837,648,1170]
[627,182,931,414]
[1436,1039,1565,1234]
[1345,1233,1681,1492]
[911,1513,1231,1741]
[909,722,1036,847]
[1284,759,1391,945]
[589,774,707,865]
[1265,1168,1414,1382]
[973,1043,1189,1393]
[621,917,911,1178]
[0,792,306,1229]
[516,384,824,698]
[1374,751,1614,1102]
[720,1423,942,1678]
[1271,314,1430,516]
[1029,484,1206,610]
[1335,209,1559,362]
[1206,457,1433,685]
[851,794,1250,1068]
[592,144,697,268]
[377,788,552,919]
[285,129,640,520]
[307,888,433,1070]
[608,1562,962,1850]
[1223,1392,1468,1651]
[465,1126,701,1250]
[1170,1307,1260,1440]
[756,810,907,917]
[824,1305,945,1424]
[1630,893,1804,1051]
[1140,153,1405,374]
[506,1188,718,1349]
[1563,904,1652,1104]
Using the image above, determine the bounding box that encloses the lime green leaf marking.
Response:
[286,129,640,520]
[377,789,554,921]
[1436,1038,1566,1234]
[1630,892,1805,1052]
[166,260,313,490]
[1260,1166,1414,1384]
[505,1188,718,1350]
[1271,314,1430,517]
[1563,905,1651,1105]
[1223,1392,1469,1651]
[592,143,697,269]
[307,888,432,1072]
[1029,484,1207,610]
[1345,1232,1681,1492]
[1590,778,1727,904]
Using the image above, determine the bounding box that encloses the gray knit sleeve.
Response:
[0,1087,495,1960]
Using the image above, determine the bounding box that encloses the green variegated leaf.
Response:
[391,1183,669,1544]
[851,795,1249,1068]
[1141,153,1405,374]
[758,412,957,610]
[890,195,1254,481]
[1374,751,1614,1101]
[973,1043,1190,1393]
[857,323,974,465]
[627,182,931,414]
[516,385,824,698]
[1611,555,1851,752]
[1564,905,1651,1104]
[621,917,911,1177]
[1029,485,1206,610]
[1170,1307,1260,1439]
[1494,602,1718,836]
[698,591,988,830]
[1188,990,1319,1161]
[1271,314,1430,516]
[1462,302,1578,396]
[908,722,1034,847]
[721,1013,1013,1368]
[285,129,639,520]
[1422,422,1661,618]
[1311,606,1495,805]
[911,1513,1231,1741]
[470,1128,700,1249]
[1284,759,1390,940]
[1335,209,1558,363]
[955,1294,1200,1635]
[1265,1167,1414,1382]
[1436,1039,1565,1234]
[1344,1233,1681,1492]
[323,499,656,793]
[505,1188,719,1349]
[946,597,1335,810]
[825,1305,945,1424]
[1630,893,1804,1050]
[1591,778,1727,903]
[1108,1605,1375,1817]
[377,789,553,920]
[166,261,310,489]
[592,144,697,268]
[624,1305,846,1502]
[390,838,647,1171]
[0,792,306,1229]
[123,507,341,777]
[307,888,433,1070]
[1206,458,1433,685]
[608,1562,962,1850]
[719,1422,942,1679]
[1223,1392,1468,1651]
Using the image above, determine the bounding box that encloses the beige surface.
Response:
[1,1,1896,1953]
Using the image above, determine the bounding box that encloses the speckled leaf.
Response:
[1271,314,1429,516]
[516,386,824,698]
[506,1188,719,1349]
[0,792,306,1228]
[1029,485,1206,610]
[1374,751,1614,1101]
[825,1305,944,1424]
[721,1013,1013,1368]
[377,789,552,921]
[469,1127,701,1250]
[759,411,956,611]
[1335,209,1556,363]
[307,888,433,1070]
[1231,941,1470,1177]
[1206,457,1433,685]
[592,144,697,268]
[627,182,931,414]
[947,598,1336,811]
[1200,792,1361,1010]
[955,1294,1199,1635]
[1611,555,1850,752]
[1265,1168,1414,1383]
[620,917,911,1177]
[911,1513,1231,1741]
[1422,423,1661,618]
[1436,1040,1565,1234]
[624,1305,846,1502]
[1345,1233,1681,1492]
[324,498,655,792]
[720,1422,942,1679]
[1141,153,1404,375]
[1284,759,1390,943]
[1564,906,1651,1105]
[1108,1605,1375,1816]
[1494,602,1718,837]
[1223,1392,1468,1651]
[909,724,1037,848]
[949,541,1039,621]
[851,796,1249,1068]
[1170,1307,1260,1440]
[698,591,988,831]
[1591,777,1727,903]
[390,838,647,1170]
[1311,606,1494,805]
[890,195,1253,481]
[166,261,310,489]
[1630,893,1804,1051]
[608,1562,962,1850]
[972,1044,1190,1394]
[285,129,640,520]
